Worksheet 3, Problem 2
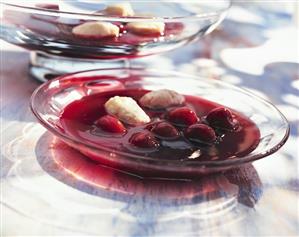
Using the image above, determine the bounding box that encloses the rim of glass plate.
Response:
[30,67,290,168]
[1,1,232,23]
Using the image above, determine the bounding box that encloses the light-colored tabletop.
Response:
[1,4,299,236]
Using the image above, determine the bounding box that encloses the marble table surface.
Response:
[1,3,299,236]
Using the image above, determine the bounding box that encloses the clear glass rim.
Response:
[30,67,290,168]
[1,1,232,23]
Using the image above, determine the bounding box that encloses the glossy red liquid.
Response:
[60,89,260,162]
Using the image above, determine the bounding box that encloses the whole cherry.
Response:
[95,115,126,134]
[206,107,239,130]
[129,132,160,149]
[148,121,180,139]
[185,124,216,144]
[167,107,199,126]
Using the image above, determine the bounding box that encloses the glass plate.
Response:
[30,68,290,178]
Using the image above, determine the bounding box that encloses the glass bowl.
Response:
[0,0,231,81]
[30,68,289,178]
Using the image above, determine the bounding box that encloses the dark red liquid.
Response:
[60,89,260,162]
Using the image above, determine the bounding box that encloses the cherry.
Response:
[206,107,239,130]
[167,107,199,126]
[148,121,179,139]
[185,124,217,144]
[129,132,159,149]
[95,115,126,134]
[117,23,126,34]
